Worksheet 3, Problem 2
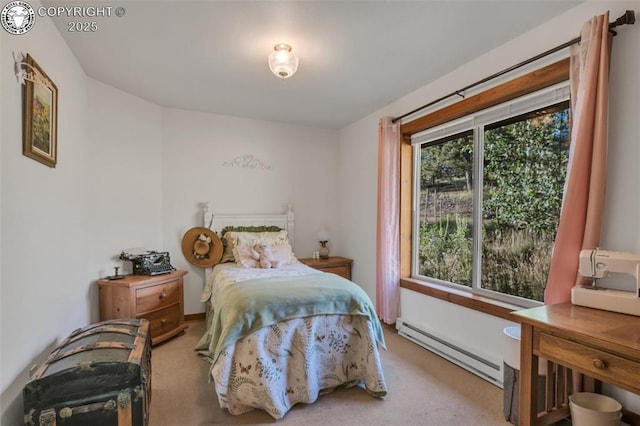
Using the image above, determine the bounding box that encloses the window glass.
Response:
[481,103,570,301]
[412,84,570,305]
[417,132,473,287]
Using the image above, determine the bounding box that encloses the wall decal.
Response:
[222,154,272,170]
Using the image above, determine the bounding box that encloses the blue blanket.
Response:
[200,272,385,362]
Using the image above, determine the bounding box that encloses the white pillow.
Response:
[221,230,281,264]
[269,243,298,265]
[231,231,297,268]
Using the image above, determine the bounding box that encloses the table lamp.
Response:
[318,229,330,259]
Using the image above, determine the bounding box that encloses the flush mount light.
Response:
[268,43,299,79]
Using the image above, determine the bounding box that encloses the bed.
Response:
[195,205,387,419]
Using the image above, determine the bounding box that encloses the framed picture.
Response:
[22,54,58,168]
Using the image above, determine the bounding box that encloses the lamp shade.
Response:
[318,229,329,242]
[268,43,299,79]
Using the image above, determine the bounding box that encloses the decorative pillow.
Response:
[269,243,298,265]
[233,243,259,268]
[232,230,297,268]
[219,226,282,263]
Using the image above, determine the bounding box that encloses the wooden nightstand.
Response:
[299,256,353,280]
[97,270,188,345]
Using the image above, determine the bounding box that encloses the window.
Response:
[411,83,570,306]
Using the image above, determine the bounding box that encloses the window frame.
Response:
[411,83,570,307]
[398,59,570,320]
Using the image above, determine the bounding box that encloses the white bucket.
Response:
[503,325,547,374]
[569,392,622,426]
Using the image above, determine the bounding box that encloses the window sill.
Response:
[400,277,522,321]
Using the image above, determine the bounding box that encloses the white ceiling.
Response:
[46,1,581,129]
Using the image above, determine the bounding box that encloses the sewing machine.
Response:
[572,248,640,316]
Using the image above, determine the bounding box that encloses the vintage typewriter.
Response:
[119,250,176,275]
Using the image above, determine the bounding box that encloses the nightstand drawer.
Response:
[319,265,350,279]
[143,305,181,339]
[538,331,640,393]
[136,280,181,313]
[299,256,353,280]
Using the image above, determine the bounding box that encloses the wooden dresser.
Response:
[299,256,353,280]
[97,270,188,345]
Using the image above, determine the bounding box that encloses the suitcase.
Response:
[23,318,151,426]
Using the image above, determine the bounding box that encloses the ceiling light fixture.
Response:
[268,43,299,79]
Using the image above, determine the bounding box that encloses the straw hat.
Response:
[181,227,223,268]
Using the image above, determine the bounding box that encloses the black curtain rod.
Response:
[392,10,636,124]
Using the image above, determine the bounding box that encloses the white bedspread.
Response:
[196,263,387,419]
[200,262,320,305]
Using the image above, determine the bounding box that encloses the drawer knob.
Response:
[593,358,606,369]
[160,318,167,327]
[159,292,167,300]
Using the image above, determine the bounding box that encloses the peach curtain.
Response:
[376,117,401,323]
[544,12,612,304]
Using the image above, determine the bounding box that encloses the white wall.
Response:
[1,5,91,423]
[338,117,379,302]
[0,8,164,425]
[338,0,640,408]
[86,79,164,279]
[161,108,340,314]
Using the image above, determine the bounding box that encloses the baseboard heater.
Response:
[397,319,503,388]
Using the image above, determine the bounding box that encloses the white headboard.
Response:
[200,203,296,296]
[202,202,295,251]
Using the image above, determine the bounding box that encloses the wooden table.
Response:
[511,303,640,426]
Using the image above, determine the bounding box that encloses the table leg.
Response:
[519,323,538,426]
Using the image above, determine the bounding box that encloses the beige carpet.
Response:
[149,320,510,425]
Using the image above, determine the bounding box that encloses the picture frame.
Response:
[22,54,58,168]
